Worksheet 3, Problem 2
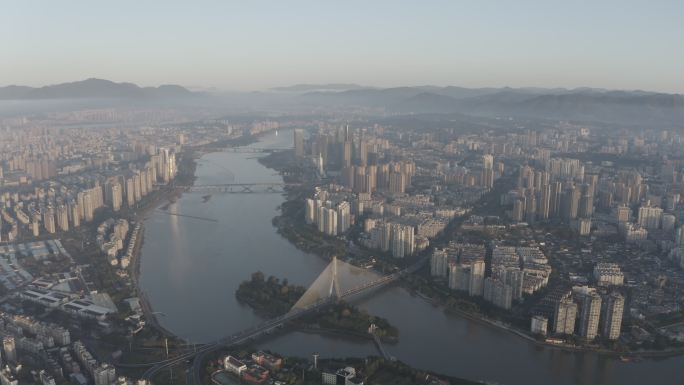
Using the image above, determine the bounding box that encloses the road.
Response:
[141,256,428,384]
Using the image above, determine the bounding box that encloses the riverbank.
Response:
[130,132,267,340]
[258,151,348,261]
[257,150,684,361]
[206,347,481,385]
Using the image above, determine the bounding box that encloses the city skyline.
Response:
[2,2,684,385]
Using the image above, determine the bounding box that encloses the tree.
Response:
[251,271,265,283]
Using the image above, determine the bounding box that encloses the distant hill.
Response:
[460,90,684,124]
[271,83,369,92]
[297,85,684,125]
[0,78,198,100]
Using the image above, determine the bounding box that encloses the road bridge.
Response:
[182,182,299,194]
[221,147,290,153]
[141,256,427,383]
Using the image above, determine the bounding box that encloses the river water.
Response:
[139,130,683,385]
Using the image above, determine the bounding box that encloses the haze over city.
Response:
[1,2,684,385]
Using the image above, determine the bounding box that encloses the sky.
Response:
[1,1,683,92]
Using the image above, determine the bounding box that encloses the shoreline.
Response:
[257,151,684,361]
[130,132,264,341]
[133,129,684,383]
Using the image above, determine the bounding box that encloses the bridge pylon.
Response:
[328,256,342,301]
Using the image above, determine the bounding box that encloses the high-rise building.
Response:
[93,364,116,385]
[31,221,40,237]
[512,198,525,222]
[353,166,367,193]
[2,336,16,362]
[39,370,56,385]
[676,226,684,246]
[43,208,56,234]
[503,267,524,300]
[538,184,551,220]
[336,201,351,233]
[579,291,602,340]
[601,292,625,340]
[469,260,485,296]
[338,140,350,169]
[448,263,471,292]
[133,173,142,202]
[140,170,149,197]
[376,222,392,252]
[112,182,122,211]
[294,129,305,158]
[481,168,494,188]
[554,295,578,335]
[638,204,663,230]
[76,192,85,220]
[531,315,548,336]
[430,249,449,277]
[82,191,94,222]
[70,203,80,228]
[391,224,415,258]
[616,205,631,223]
[388,172,406,194]
[578,183,594,218]
[525,192,536,223]
[323,208,337,236]
[160,148,177,183]
[305,198,316,224]
[56,205,69,232]
[125,177,136,207]
[550,181,562,217]
[561,185,581,221]
[662,213,676,232]
[483,277,513,309]
[482,154,494,170]
[356,138,368,167]
[573,218,592,236]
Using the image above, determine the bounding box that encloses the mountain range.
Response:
[0,78,198,100]
[1,79,682,126]
[296,85,684,125]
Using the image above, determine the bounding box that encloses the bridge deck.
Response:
[142,255,428,382]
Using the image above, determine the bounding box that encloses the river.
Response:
[139,130,684,385]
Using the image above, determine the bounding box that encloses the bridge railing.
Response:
[144,258,430,378]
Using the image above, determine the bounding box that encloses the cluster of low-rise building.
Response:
[218,351,283,385]
[1,312,71,348]
[0,240,72,291]
[17,280,117,322]
[322,366,364,385]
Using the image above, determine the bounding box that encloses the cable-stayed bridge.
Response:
[140,256,427,383]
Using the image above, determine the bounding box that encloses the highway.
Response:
[141,255,427,384]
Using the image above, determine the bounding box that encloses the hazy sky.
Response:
[1,1,683,92]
